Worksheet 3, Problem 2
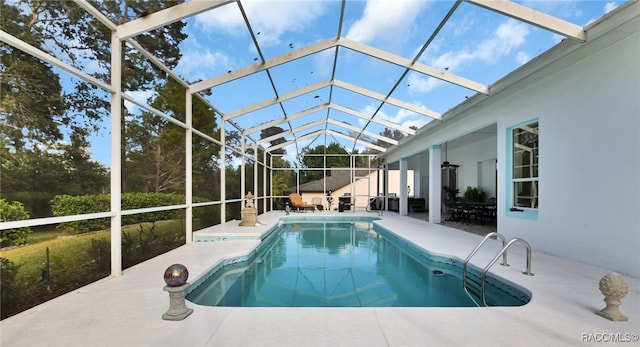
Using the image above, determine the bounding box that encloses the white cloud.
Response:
[476,20,529,64]
[521,0,582,19]
[604,2,618,14]
[411,19,530,94]
[432,19,529,70]
[123,90,155,113]
[361,103,427,130]
[407,72,441,93]
[312,49,335,79]
[195,1,328,46]
[516,51,531,65]
[195,3,243,32]
[345,1,428,46]
[175,47,231,80]
[450,12,476,37]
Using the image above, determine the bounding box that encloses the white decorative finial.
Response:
[595,272,628,321]
[245,192,254,208]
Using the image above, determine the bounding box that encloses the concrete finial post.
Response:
[245,191,254,208]
[239,191,259,226]
[162,283,193,321]
[595,272,629,322]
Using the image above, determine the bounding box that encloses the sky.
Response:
[80,0,622,166]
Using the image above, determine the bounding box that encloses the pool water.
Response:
[187,219,529,307]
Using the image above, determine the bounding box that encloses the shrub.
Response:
[52,193,206,234]
[463,186,487,203]
[0,199,32,247]
[51,195,110,233]
[88,239,110,271]
[0,257,21,299]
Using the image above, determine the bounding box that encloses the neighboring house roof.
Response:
[285,170,352,193]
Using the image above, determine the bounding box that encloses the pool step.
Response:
[464,277,483,300]
[464,277,498,306]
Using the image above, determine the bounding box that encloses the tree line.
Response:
[0,0,411,221]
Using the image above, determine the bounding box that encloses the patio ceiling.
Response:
[88,0,592,158]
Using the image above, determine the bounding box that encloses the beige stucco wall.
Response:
[298,170,414,210]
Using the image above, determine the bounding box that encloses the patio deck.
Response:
[1,211,638,346]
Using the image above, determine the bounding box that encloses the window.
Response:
[507,120,538,217]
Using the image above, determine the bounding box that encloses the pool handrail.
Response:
[462,232,508,289]
[480,238,534,306]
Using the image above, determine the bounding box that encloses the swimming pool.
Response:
[187,217,530,307]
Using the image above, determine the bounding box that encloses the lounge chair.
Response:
[288,193,315,212]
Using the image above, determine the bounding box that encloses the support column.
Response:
[110,32,122,277]
[185,91,193,244]
[220,122,226,224]
[383,164,388,211]
[429,145,442,224]
[399,158,408,216]
[254,144,259,211]
[240,135,245,203]
[263,150,268,212]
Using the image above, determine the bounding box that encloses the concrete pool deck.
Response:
[1,211,639,346]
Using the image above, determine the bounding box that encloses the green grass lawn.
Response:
[26,228,70,244]
[0,220,186,319]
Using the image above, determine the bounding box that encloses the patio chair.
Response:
[288,193,315,212]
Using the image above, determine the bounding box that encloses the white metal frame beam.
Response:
[225,78,439,127]
[326,118,398,146]
[225,80,332,120]
[332,79,441,119]
[243,103,414,142]
[267,130,323,152]
[255,116,398,148]
[192,37,488,97]
[191,38,338,93]
[465,0,586,42]
[0,30,114,93]
[266,128,387,153]
[117,0,235,40]
[337,37,489,94]
[243,103,330,136]
[327,130,387,153]
[256,119,326,146]
[330,104,417,135]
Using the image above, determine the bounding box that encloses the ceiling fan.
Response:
[441,142,460,168]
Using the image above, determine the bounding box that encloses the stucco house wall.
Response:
[382,19,639,277]
[494,31,640,277]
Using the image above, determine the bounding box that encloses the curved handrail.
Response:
[365,196,384,216]
[480,238,534,305]
[462,232,508,288]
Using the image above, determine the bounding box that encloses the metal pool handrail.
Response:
[480,238,534,306]
[462,232,508,289]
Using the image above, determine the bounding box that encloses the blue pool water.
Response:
[187,217,530,307]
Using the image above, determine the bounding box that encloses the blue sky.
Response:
[86,0,621,166]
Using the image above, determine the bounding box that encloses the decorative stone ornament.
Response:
[245,191,254,208]
[595,272,629,321]
[239,191,260,226]
[162,264,192,321]
[162,283,193,321]
[163,263,189,287]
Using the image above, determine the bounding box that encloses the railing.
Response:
[463,234,534,306]
[365,196,384,216]
[462,232,508,289]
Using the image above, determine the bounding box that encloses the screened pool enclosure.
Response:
[1,0,607,292]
